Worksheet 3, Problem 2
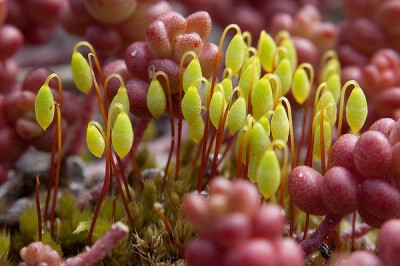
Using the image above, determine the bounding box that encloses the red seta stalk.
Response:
[35,175,42,242]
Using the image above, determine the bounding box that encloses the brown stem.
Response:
[236,130,246,179]
[50,104,62,238]
[300,213,343,256]
[153,72,174,194]
[217,132,237,167]
[110,155,135,232]
[154,203,183,255]
[44,129,57,224]
[35,175,42,242]
[129,153,142,181]
[302,213,310,241]
[116,156,132,202]
[198,24,241,193]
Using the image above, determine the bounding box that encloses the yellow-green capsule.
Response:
[238,59,261,103]
[209,90,226,129]
[320,59,340,82]
[250,122,270,160]
[292,67,310,105]
[257,149,281,199]
[188,115,204,143]
[220,77,233,100]
[181,85,202,124]
[109,86,130,125]
[242,56,261,78]
[147,79,166,119]
[86,123,105,158]
[280,38,297,72]
[235,127,250,163]
[225,33,246,73]
[257,30,277,72]
[258,114,270,137]
[71,51,93,94]
[317,91,337,127]
[35,84,54,131]
[112,111,134,158]
[326,73,341,105]
[274,58,292,96]
[227,97,247,134]
[271,103,289,146]
[183,58,202,93]
[313,116,331,161]
[346,86,368,133]
[251,76,273,120]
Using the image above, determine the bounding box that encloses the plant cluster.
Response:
[1,1,400,265]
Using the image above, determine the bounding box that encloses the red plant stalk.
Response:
[197,24,241,193]
[300,213,343,256]
[35,175,42,242]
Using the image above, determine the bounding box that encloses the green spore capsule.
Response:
[257,149,281,199]
[271,103,289,146]
[238,59,261,103]
[326,73,341,105]
[280,38,297,71]
[292,67,310,105]
[181,85,202,124]
[235,127,250,163]
[188,115,204,143]
[257,30,276,72]
[112,111,134,158]
[35,84,55,131]
[346,86,368,133]
[227,96,247,134]
[86,123,105,158]
[313,116,331,161]
[220,77,233,100]
[242,56,261,78]
[225,33,246,73]
[274,58,292,96]
[147,79,166,119]
[258,114,270,137]
[317,91,337,127]
[251,76,273,120]
[109,86,130,125]
[71,51,93,94]
[209,90,226,129]
[182,58,202,93]
[320,59,340,82]
[248,122,270,182]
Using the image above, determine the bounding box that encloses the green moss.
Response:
[19,205,38,242]
[0,230,10,259]
[56,191,77,220]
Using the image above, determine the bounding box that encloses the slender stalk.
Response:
[87,117,112,246]
[217,132,237,167]
[300,213,343,256]
[110,155,135,232]
[50,103,62,238]
[44,130,57,224]
[177,51,198,181]
[35,175,42,242]
[116,156,132,202]
[88,53,107,123]
[154,203,183,255]
[152,72,174,194]
[236,130,246,179]
[198,24,241,193]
